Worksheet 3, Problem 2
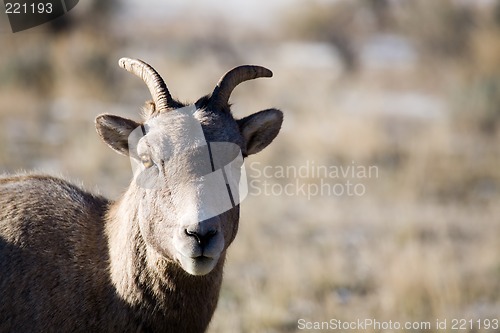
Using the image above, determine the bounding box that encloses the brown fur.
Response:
[0,174,224,332]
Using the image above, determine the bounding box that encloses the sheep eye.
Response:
[140,154,154,168]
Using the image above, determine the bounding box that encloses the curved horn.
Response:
[118,57,174,112]
[209,65,273,109]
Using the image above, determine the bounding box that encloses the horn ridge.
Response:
[118,57,174,112]
[210,65,273,109]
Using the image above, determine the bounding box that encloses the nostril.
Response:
[184,228,217,248]
[185,229,201,243]
[203,230,217,244]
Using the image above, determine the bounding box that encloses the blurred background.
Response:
[1,0,500,332]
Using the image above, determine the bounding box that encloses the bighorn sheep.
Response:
[0,58,283,332]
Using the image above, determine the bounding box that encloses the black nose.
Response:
[185,228,217,249]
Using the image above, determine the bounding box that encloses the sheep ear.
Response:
[237,109,283,156]
[95,114,140,156]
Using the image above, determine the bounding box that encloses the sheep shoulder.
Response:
[0,174,122,332]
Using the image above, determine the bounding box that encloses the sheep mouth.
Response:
[184,253,217,264]
[193,255,213,263]
[177,252,219,276]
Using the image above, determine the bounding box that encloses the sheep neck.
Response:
[105,189,224,332]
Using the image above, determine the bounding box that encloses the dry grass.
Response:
[1,1,500,332]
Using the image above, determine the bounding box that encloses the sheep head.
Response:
[95,58,282,276]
